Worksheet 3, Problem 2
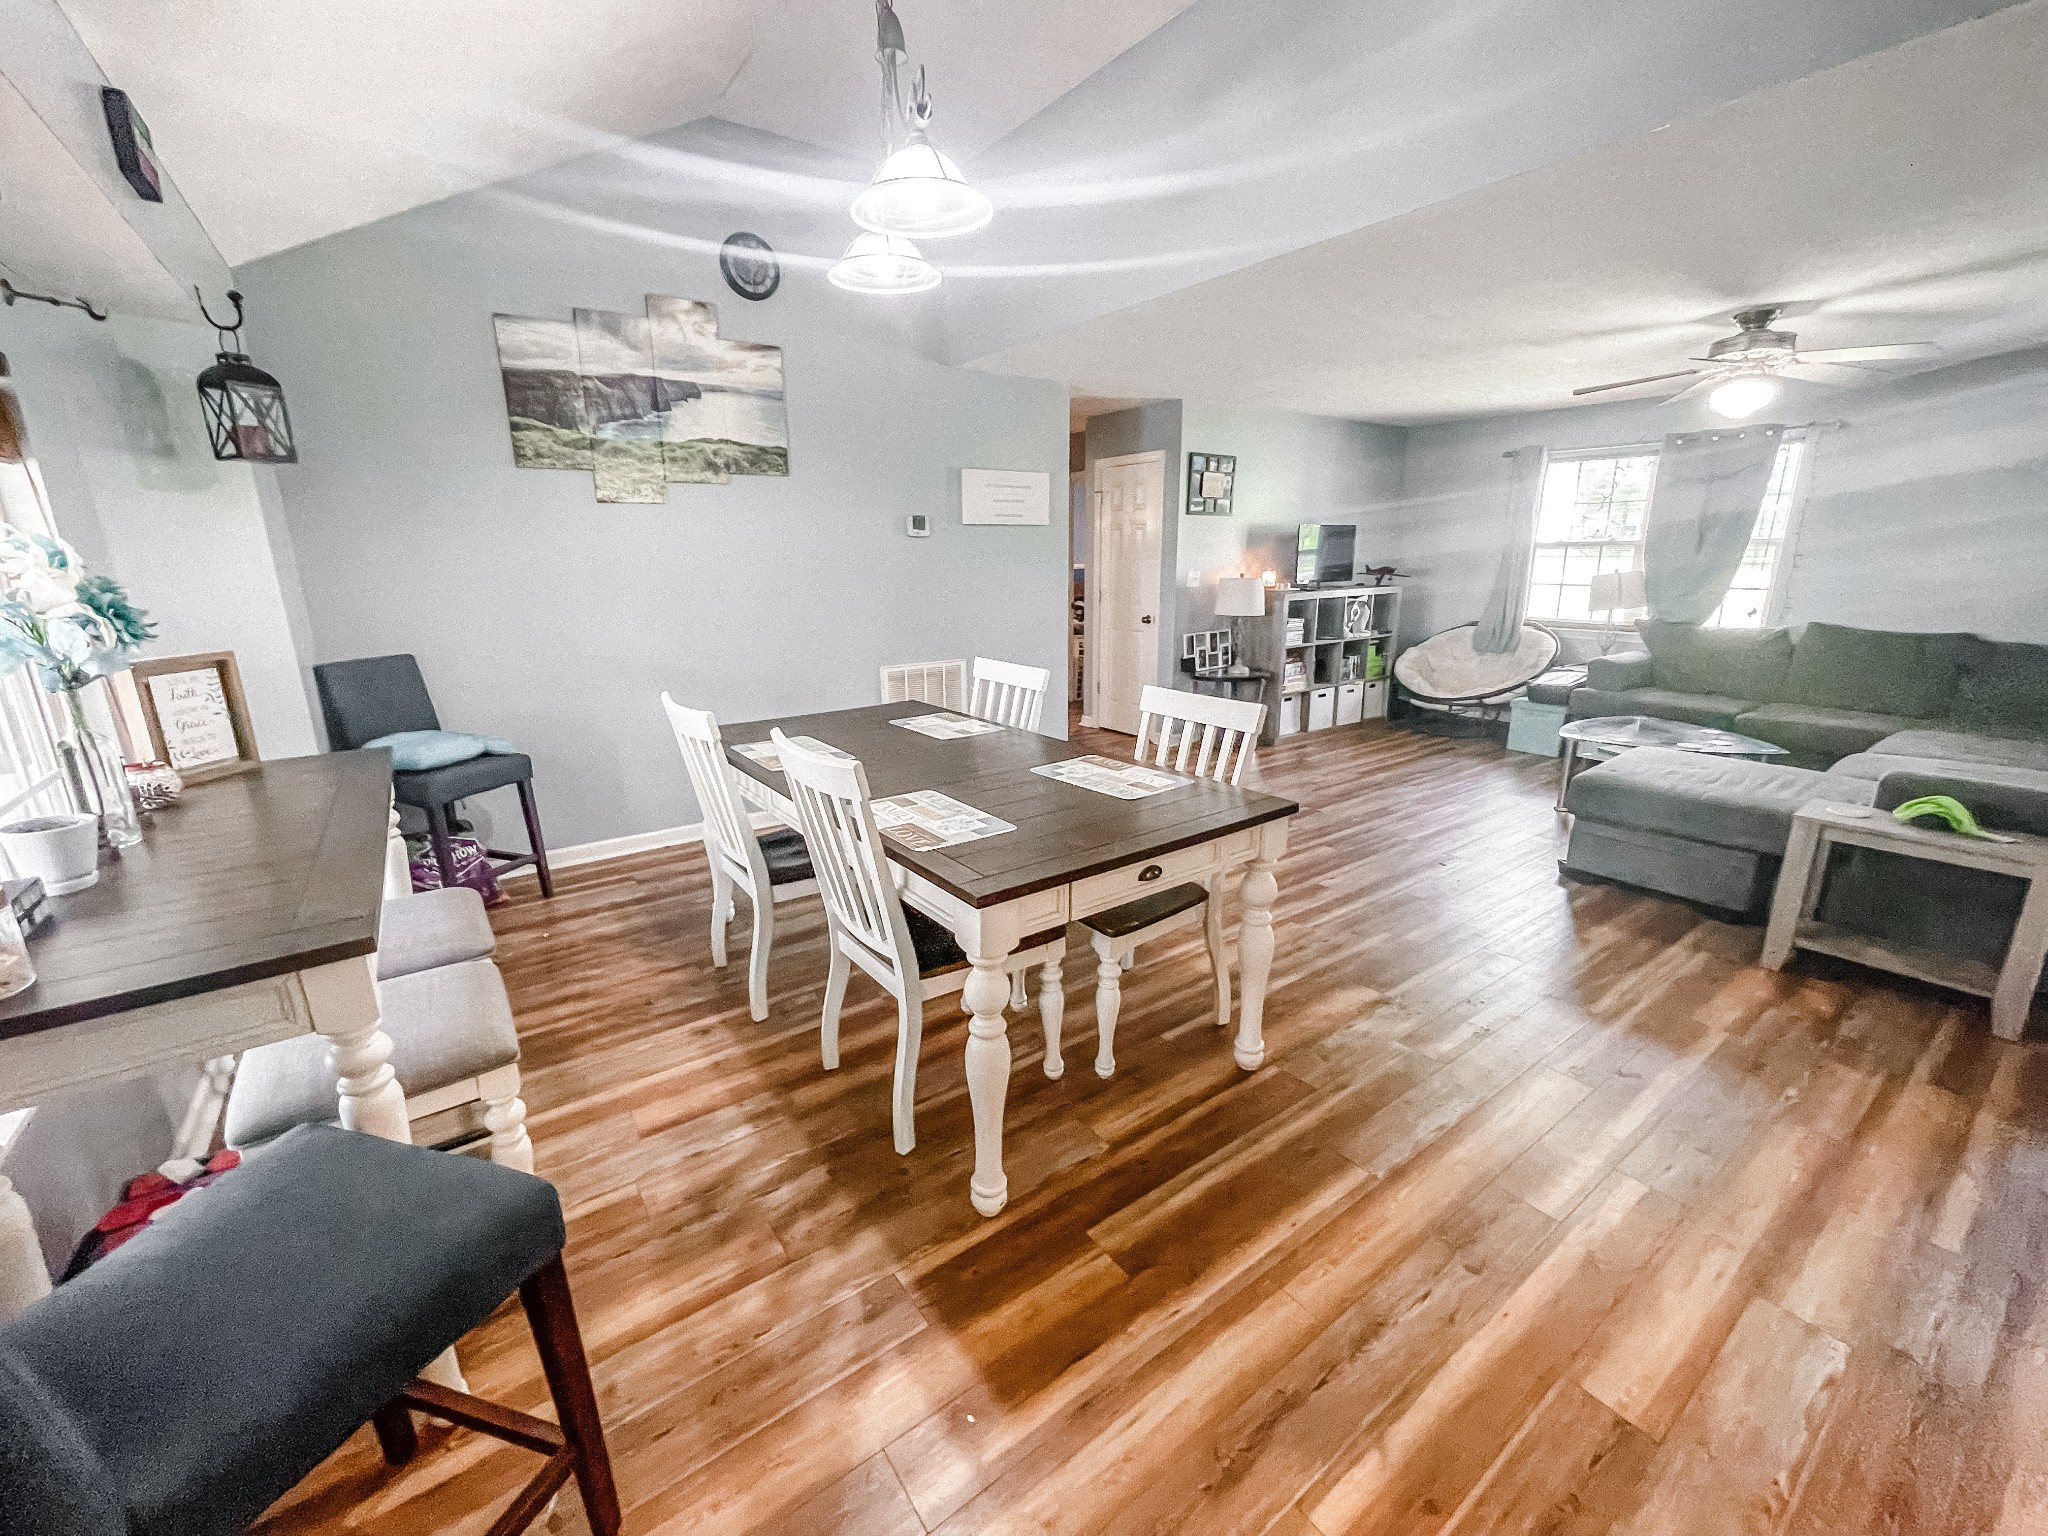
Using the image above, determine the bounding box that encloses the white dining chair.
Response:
[1088,685,1267,1077]
[969,656,1052,733]
[772,728,1068,1155]
[661,693,819,1021]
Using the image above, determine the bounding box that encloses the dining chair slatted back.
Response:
[969,657,1052,734]
[772,729,915,989]
[661,694,764,892]
[1135,685,1265,785]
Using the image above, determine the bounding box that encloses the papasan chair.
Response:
[1394,622,1561,733]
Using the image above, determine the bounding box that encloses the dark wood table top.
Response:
[722,703,1298,909]
[0,750,393,1041]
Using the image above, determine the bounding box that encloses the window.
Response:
[1526,450,1656,624]
[1704,439,1806,629]
[1524,440,1808,629]
[0,370,77,825]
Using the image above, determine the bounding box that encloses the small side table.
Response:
[1763,801,2048,1040]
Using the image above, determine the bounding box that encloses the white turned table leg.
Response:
[963,947,1015,1218]
[1039,952,1065,1080]
[1094,941,1122,1079]
[1235,836,1284,1072]
[300,957,411,1143]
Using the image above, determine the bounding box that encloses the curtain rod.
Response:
[1501,420,1849,458]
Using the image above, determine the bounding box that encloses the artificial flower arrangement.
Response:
[0,523,156,845]
[0,524,154,689]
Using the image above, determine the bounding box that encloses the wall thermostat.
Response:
[906,513,931,538]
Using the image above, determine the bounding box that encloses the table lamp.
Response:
[1215,576,1267,677]
[1588,568,1648,652]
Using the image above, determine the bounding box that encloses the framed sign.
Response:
[960,467,1051,526]
[1186,452,1235,516]
[120,651,259,783]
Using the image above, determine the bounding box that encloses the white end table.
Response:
[1762,801,2048,1040]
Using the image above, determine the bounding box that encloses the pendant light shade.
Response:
[850,133,993,239]
[827,232,942,296]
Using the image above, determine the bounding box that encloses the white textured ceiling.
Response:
[974,0,2048,424]
[57,0,1196,266]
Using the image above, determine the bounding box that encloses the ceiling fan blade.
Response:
[1662,374,1724,403]
[1571,369,1700,397]
[1780,360,1880,386]
[1795,342,1940,363]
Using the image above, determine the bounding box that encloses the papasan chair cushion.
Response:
[1394,623,1561,705]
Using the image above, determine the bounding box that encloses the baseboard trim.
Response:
[496,811,780,879]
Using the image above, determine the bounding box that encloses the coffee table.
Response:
[1556,714,1788,809]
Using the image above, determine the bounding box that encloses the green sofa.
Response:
[1568,621,2048,768]
[1559,624,2048,1012]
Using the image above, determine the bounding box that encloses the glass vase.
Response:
[48,678,143,849]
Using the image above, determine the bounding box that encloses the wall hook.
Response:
[195,286,247,345]
[0,279,107,322]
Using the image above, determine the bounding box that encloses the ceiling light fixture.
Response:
[1707,374,1780,420]
[827,232,941,296]
[831,1,990,295]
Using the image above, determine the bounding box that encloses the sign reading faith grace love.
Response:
[146,668,243,773]
[960,468,1051,526]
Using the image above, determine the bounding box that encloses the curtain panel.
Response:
[1474,444,1546,654]
[1642,424,1785,624]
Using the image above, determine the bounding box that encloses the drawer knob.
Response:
[1138,864,1164,883]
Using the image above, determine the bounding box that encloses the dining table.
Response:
[722,701,1299,1217]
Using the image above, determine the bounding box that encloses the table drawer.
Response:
[1072,841,1221,917]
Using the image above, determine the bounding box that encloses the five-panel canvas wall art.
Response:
[493,295,788,503]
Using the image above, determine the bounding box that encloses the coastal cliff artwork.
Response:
[492,295,788,503]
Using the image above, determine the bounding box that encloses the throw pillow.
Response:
[1952,635,2048,740]
[1637,620,1794,701]
[1784,623,1962,720]
[362,729,517,772]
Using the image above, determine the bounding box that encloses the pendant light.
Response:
[833,1,991,295]
[194,288,297,463]
[827,232,941,295]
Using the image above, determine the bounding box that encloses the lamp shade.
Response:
[1215,576,1267,617]
[827,232,941,295]
[1587,568,1647,613]
[850,135,993,239]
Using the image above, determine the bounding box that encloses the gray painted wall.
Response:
[239,120,1071,850]
[1389,346,2048,651]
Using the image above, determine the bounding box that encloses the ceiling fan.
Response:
[1573,306,1940,420]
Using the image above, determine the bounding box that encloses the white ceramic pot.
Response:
[0,812,102,895]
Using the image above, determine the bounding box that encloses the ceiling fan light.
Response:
[827,232,942,296]
[1707,375,1780,420]
[850,136,993,238]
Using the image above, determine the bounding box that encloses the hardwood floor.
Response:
[259,720,2048,1535]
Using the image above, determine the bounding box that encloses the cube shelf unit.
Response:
[1260,584,1402,744]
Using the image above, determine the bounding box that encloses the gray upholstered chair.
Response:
[314,653,554,898]
[0,1123,618,1536]
[226,957,532,1171]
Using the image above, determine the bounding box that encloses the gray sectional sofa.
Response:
[1558,622,2048,994]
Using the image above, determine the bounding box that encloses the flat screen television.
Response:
[1295,523,1357,587]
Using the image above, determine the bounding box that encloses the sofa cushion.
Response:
[1783,622,1960,719]
[1733,704,1927,766]
[1562,746,1876,856]
[1566,687,1757,732]
[1868,730,2048,774]
[1638,620,1794,701]
[1951,636,2048,741]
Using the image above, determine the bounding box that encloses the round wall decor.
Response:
[719,232,781,302]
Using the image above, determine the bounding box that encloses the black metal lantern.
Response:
[195,288,296,464]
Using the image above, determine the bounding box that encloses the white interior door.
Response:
[1091,452,1164,736]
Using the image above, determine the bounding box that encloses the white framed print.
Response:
[960,468,1051,526]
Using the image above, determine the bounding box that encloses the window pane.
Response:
[1562,545,1599,584]
[1554,583,1591,622]
[1704,441,1803,629]
[1531,546,1567,586]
